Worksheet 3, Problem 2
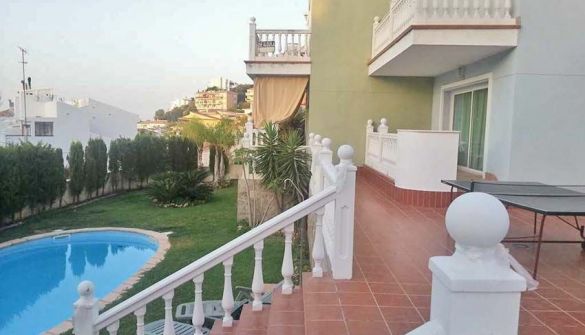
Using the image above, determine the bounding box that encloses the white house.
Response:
[1,88,139,158]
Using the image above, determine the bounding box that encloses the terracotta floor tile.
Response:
[266,325,304,335]
[304,305,344,321]
[548,299,585,312]
[374,294,414,307]
[346,321,390,335]
[531,311,582,328]
[335,281,370,293]
[380,307,423,323]
[569,311,585,324]
[554,326,585,335]
[522,297,561,311]
[268,311,304,326]
[369,283,405,294]
[400,284,431,295]
[338,292,376,306]
[305,321,348,335]
[409,295,431,308]
[341,305,384,321]
[303,292,340,306]
[387,322,423,335]
[520,310,544,326]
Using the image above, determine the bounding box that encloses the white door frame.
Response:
[439,73,493,174]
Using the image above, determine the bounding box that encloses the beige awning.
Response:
[252,76,309,128]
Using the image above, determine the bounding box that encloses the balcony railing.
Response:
[248,18,311,62]
[372,0,515,57]
[72,134,355,335]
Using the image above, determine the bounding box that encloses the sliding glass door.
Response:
[452,88,488,171]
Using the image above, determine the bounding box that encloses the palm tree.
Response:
[182,120,209,168]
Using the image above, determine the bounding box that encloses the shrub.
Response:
[147,169,213,207]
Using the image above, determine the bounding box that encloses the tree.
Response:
[68,142,85,202]
[182,120,209,168]
[154,109,165,120]
[84,139,108,197]
[108,139,122,191]
[168,136,198,172]
[95,139,108,195]
[0,146,22,224]
[118,138,137,190]
[53,148,67,207]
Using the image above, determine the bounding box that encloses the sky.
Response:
[0,0,308,120]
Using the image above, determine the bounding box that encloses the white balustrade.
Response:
[163,291,176,335]
[372,0,517,57]
[252,241,265,311]
[72,132,356,334]
[192,275,204,335]
[311,207,325,277]
[281,225,295,294]
[249,17,311,61]
[365,119,398,178]
[221,257,235,327]
[134,307,147,335]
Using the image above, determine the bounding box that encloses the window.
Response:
[452,88,488,171]
[35,122,54,136]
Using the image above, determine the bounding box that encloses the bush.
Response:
[147,169,213,207]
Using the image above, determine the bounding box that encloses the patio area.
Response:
[303,168,585,335]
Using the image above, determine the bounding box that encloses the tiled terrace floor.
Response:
[305,170,585,335]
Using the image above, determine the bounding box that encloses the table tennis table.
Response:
[442,180,585,278]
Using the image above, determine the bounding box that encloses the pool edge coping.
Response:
[0,227,171,335]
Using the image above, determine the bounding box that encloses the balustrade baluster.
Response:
[432,0,439,17]
[443,0,450,17]
[222,257,235,327]
[463,0,470,17]
[473,0,480,17]
[312,207,325,277]
[135,307,147,335]
[162,291,176,335]
[453,0,460,18]
[252,241,264,311]
[504,0,512,19]
[281,225,295,294]
[484,0,491,18]
[192,274,205,335]
[106,321,120,335]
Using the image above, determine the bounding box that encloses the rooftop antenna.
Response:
[18,46,29,140]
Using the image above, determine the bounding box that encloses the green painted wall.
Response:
[308,0,434,164]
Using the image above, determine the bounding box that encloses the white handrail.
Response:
[94,186,336,329]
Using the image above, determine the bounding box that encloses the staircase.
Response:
[210,274,328,335]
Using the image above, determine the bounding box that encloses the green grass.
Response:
[0,186,285,334]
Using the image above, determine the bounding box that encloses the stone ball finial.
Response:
[309,132,314,138]
[250,17,256,23]
[446,192,509,248]
[247,115,253,122]
[380,118,388,126]
[367,119,373,126]
[314,134,322,144]
[77,280,95,297]
[337,145,354,161]
[374,16,380,24]
[322,138,332,150]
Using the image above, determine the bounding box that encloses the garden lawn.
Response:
[0,185,285,334]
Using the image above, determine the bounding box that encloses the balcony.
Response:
[369,0,520,77]
[245,18,311,78]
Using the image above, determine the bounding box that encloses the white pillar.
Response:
[249,17,257,60]
[312,207,325,277]
[281,224,295,294]
[163,291,176,335]
[106,321,119,335]
[407,193,527,335]
[192,274,205,335]
[73,281,99,335]
[134,307,147,335]
[222,257,235,327]
[252,240,265,311]
[332,145,356,280]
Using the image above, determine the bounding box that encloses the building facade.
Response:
[194,90,238,112]
[1,88,139,158]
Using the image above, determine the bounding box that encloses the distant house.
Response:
[195,90,238,112]
[1,88,139,158]
[137,120,170,136]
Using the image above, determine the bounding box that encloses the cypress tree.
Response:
[68,141,85,202]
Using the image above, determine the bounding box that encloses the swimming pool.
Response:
[0,230,159,335]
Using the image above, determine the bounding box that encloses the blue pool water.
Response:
[0,231,158,335]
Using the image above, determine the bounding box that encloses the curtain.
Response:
[453,92,472,167]
[252,76,309,128]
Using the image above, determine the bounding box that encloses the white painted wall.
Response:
[431,0,585,184]
[395,130,459,192]
[5,90,139,159]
